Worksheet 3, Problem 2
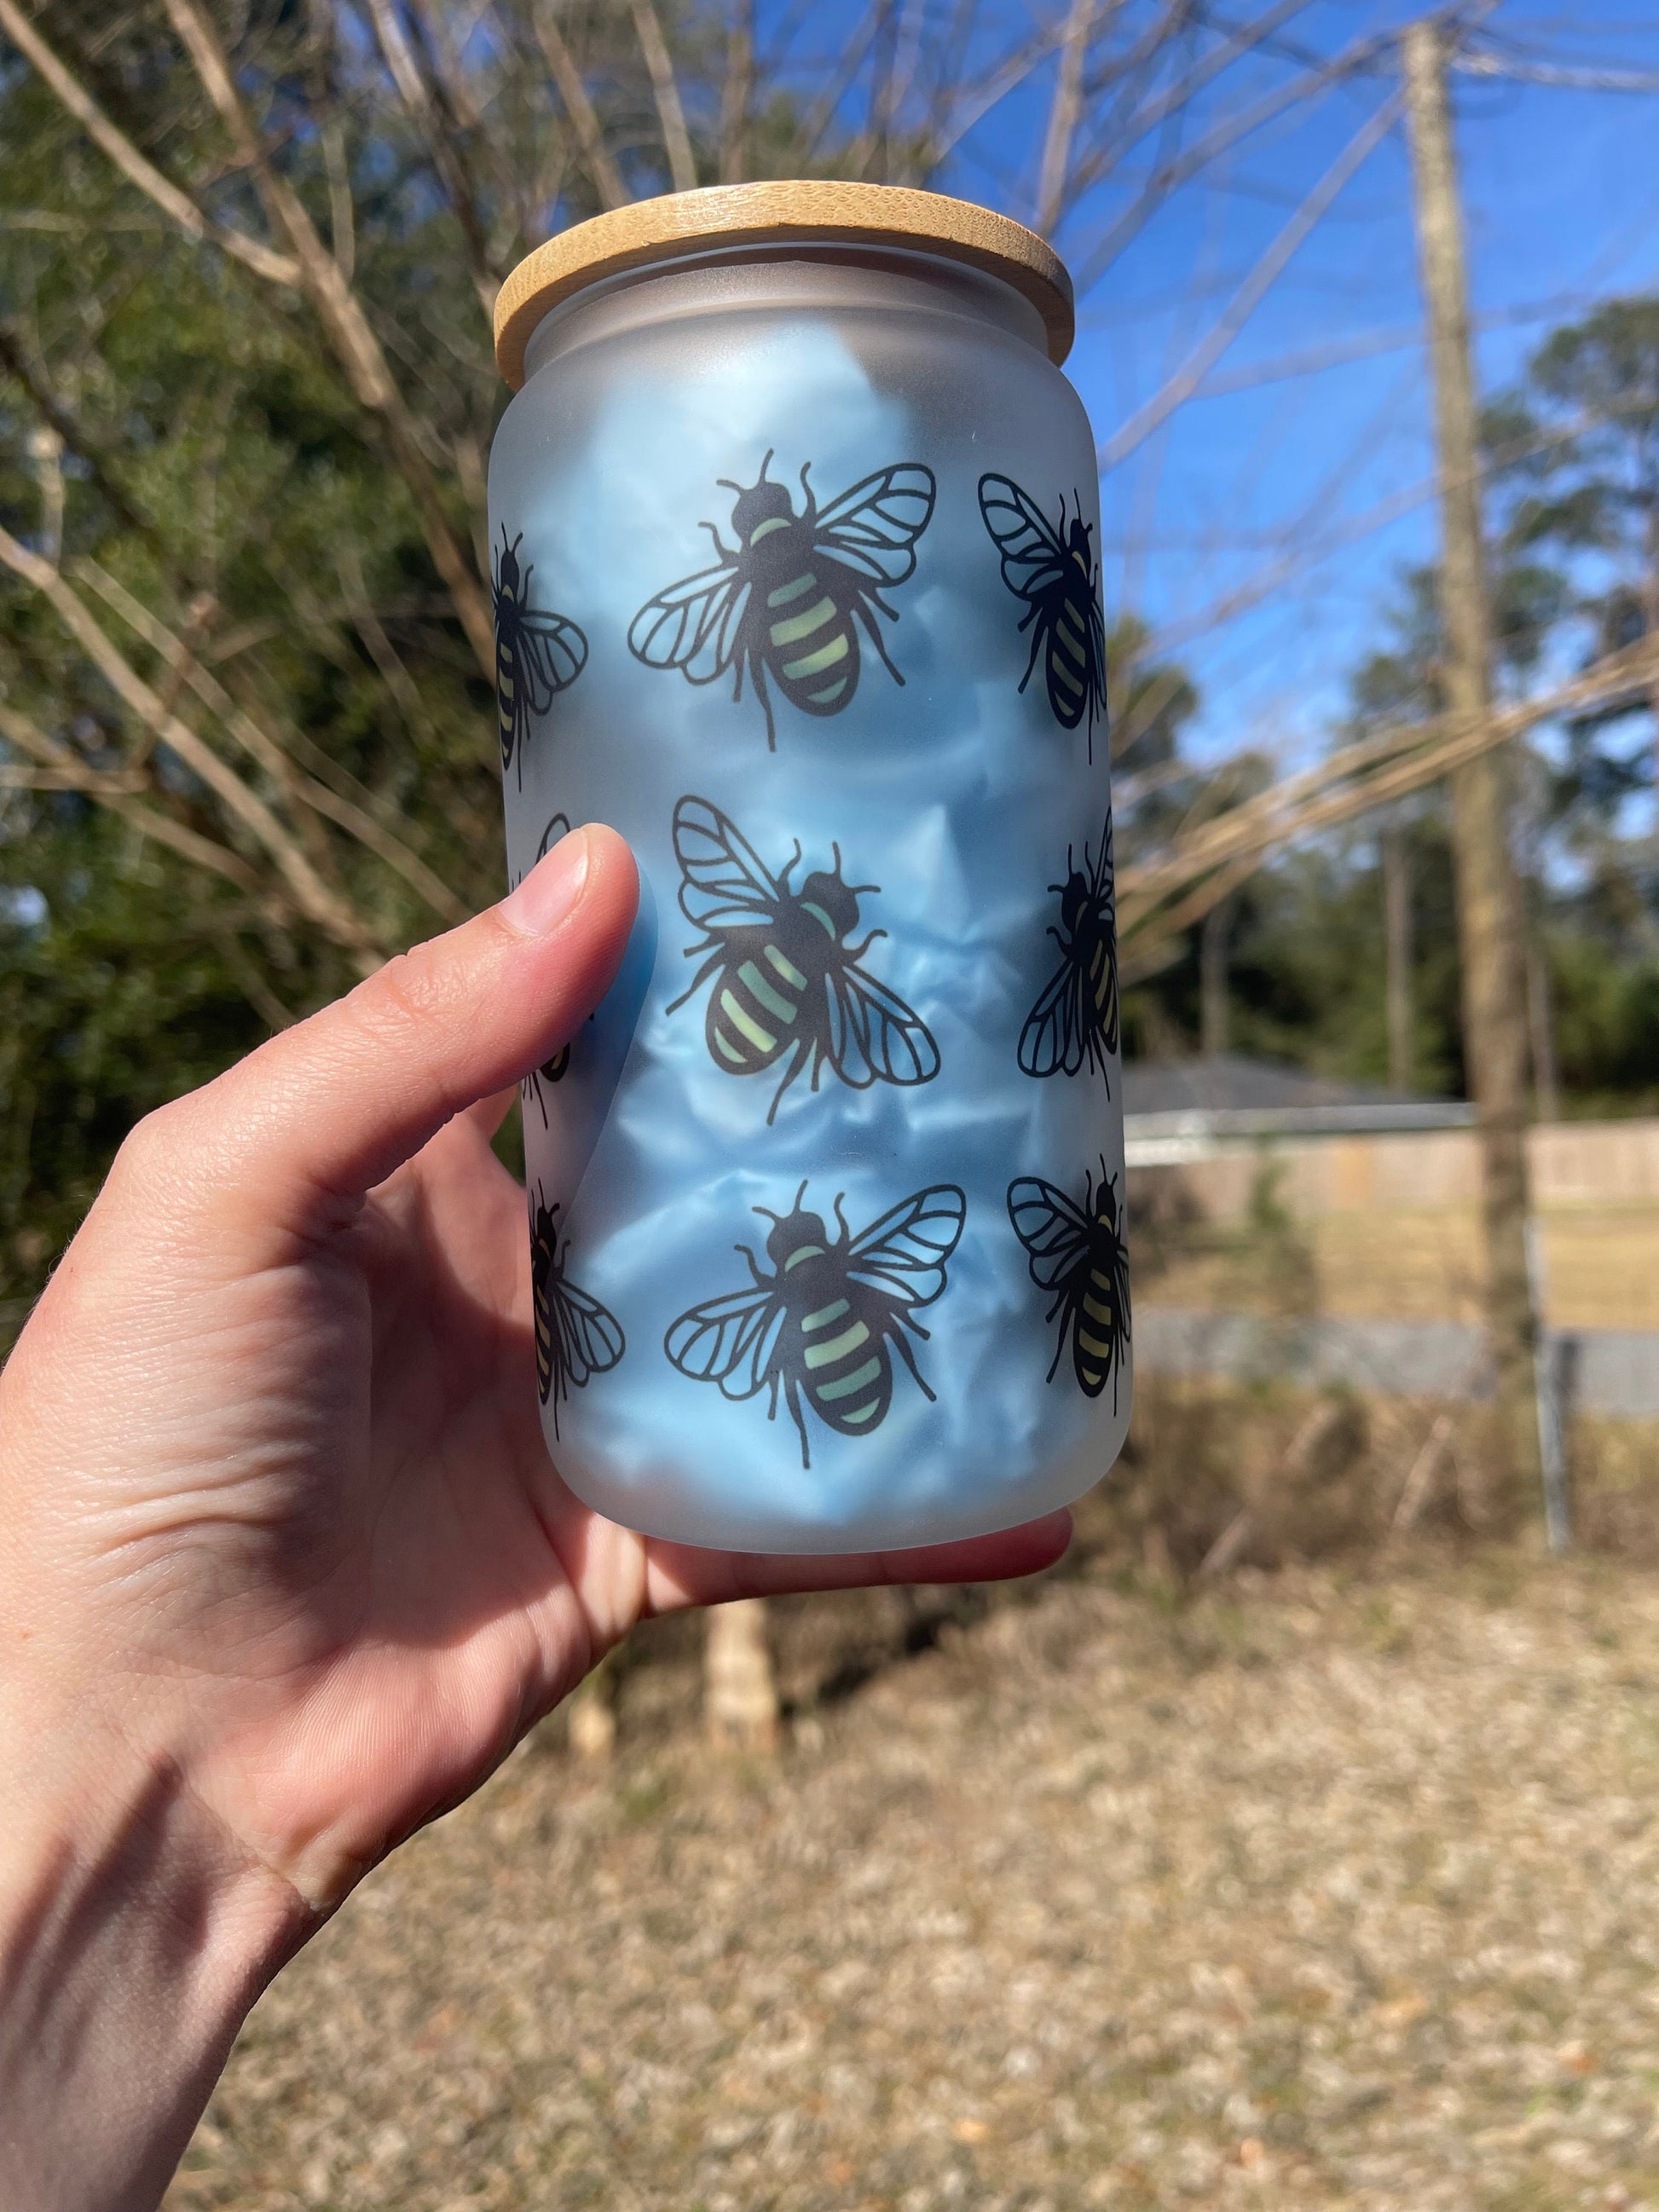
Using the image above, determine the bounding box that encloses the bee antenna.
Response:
[848,880,880,898]
[752,1204,783,1227]
[830,840,842,875]
[714,477,741,495]
[792,1177,809,1211]
[760,448,774,482]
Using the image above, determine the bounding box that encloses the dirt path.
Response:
[165,1558,1659,2211]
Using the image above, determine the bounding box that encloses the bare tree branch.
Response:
[1063,0,1321,218]
[155,0,495,679]
[719,0,755,185]
[0,696,275,904]
[0,520,383,962]
[1119,637,1659,953]
[0,0,302,286]
[363,0,500,307]
[76,560,468,925]
[1098,90,1405,470]
[1036,0,1101,237]
[630,0,698,193]
[533,1,631,211]
[1072,24,1397,292]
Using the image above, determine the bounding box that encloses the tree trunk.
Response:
[1381,820,1414,1094]
[704,1599,780,1753]
[1404,20,1542,1515]
[1199,894,1232,1058]
[567,1658,617,1761]
[1526,920,1560,1123]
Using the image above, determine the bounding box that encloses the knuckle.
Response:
[110,1100,182,1190]
[344,946,460,1123]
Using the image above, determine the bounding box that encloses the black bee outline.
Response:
[529,1181,625,1435]
[664,1181,966,1468]
[667,794,940,1125]
[492,526,587,788]
[1020,811,1119,1093]
[628,451,937,749]
[978,473,1108,761]
[511,813,578,1124]
[1007,1161,1131,1412]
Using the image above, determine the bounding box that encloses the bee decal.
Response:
[529,1182,625,1435]
[1007,1163,1130,1411]
[628,452,937,750]
[492,527,587,787]
[668,794,939,1124]
[978,474,1108,760]
[664,1181,966,1468]
[511,815,585,1123]
[1020,811,1119,1093]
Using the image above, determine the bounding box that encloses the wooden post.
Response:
[1402,18,1542,1510]
[1381,817,1414,1093]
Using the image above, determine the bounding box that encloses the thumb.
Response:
[164,824,638,1217]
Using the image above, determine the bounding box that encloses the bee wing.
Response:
[977,474,1070,603]
[847,1183,965,1309]
[1007,1177,1093,1291]
[553,1273,626,1388]
[824,962,940,1090]
[813,464,936,586]
[1019,950,1087,1077]
[629,563,750,682]
[665,1284,784,1401]
[517,610,588,710]
[673,795,781,933]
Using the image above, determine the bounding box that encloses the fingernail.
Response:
[500,826,590,936]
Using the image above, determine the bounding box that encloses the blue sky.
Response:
[825,1,1659,771]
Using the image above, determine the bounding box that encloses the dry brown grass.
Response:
[165,1533,1659,2212]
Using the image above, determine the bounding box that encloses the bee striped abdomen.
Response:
[799,1297,891,1433]
[708,939,806,1071]
[1089,933,1112,1019]
[1048,587,1092,725]
[766,563,857,713]
[1074,1261,1120,1396]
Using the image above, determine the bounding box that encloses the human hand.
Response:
[0,824,1070,2212]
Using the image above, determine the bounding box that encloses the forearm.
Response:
[0,1710,309,2212]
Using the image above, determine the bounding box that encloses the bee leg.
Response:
[854,598,905,687]
[666,949,724,1015]
[889,1324,937,1404]
[752,657,777,749]
[784,1375,812,1469]
[766,1041,810,1126]
[736,1241,767,1289]
[1020,617,1047,692]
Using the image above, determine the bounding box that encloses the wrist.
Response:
[0,1681,310,2212]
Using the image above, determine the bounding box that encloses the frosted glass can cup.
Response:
[488,181,1130,1552]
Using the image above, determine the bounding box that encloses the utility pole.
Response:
[1402,17,1542,1513]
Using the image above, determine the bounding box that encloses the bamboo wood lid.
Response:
[494,182,1074,388]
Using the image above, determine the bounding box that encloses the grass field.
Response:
[165,1551,1659,2212]
[1140,1201,1659,1331]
